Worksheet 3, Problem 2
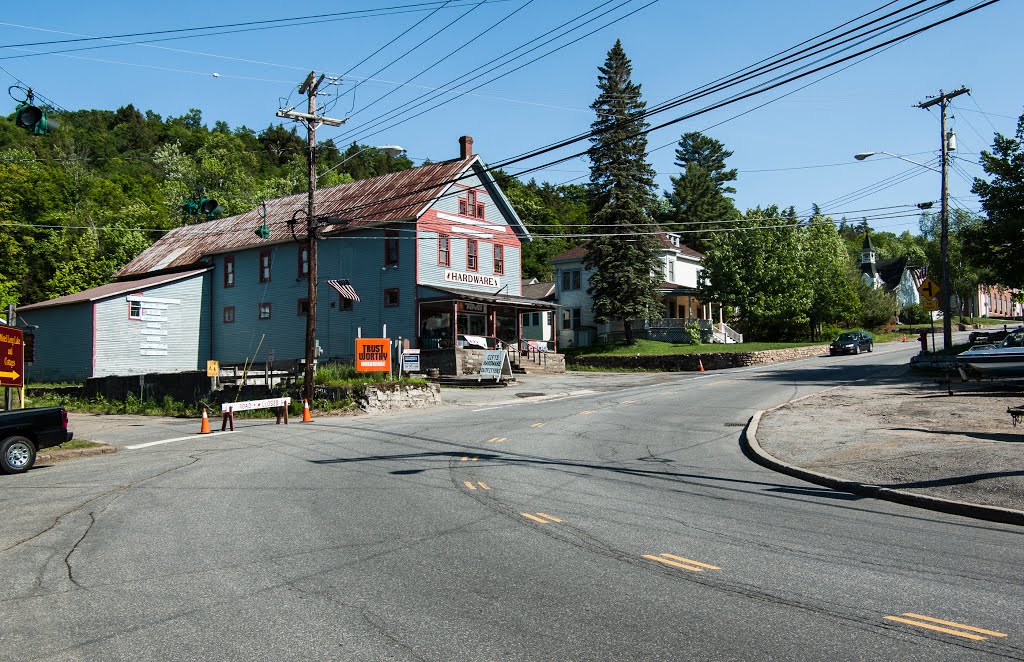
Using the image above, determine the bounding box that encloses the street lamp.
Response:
[321,145,406,178]
[854,147,953,350]
[853,151,940,172]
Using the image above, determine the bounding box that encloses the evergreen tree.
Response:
[966,109,1024,288]
[584,40,663,345]
[661,131,738,247]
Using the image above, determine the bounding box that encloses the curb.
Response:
[36,446,119,463]
[742,410,1024,527]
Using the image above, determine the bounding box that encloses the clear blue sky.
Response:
[2,0,1020,236]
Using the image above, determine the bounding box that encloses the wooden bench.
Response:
[220,397,291,431]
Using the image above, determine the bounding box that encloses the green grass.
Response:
[308,363,427,388]
[958,316,1022,326]
[46,439,106,451]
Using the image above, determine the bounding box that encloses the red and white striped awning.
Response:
[326,279,361,302]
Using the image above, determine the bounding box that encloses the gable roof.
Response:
[521,279,555,300]
[877,256,910,292]
[550,234,703,263]
[118,157,482,277]
[18,268,210,312]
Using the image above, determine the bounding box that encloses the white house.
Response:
[549,232,725,347]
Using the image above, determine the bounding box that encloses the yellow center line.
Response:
[471,457,478,462]
[661,391,675,395]
[463,481,476,490]
[460,457,468,462]
[536,512,562,523]
[621,400,636,405]
[901,613,1007,638]
[660,553,720,570]
[579,410,594,415]
[884,616,987,641]
[487,437,500,443]
[521,513,549,524]
[642,554,704,572]
[477,482,491,490]
[530,423,545,428]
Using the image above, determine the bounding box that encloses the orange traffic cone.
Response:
[302,399,313,423]
[698,359,705,372]
[199,408,211,434]
[902,334,907,342]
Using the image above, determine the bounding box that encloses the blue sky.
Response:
[2,0,1020,237]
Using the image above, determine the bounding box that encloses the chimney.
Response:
[459,135,474,160]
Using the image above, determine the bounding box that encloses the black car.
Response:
[829,331,873,355]
[0,406,73,474]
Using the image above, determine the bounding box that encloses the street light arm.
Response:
[320,144,406,178]
[854,150,940,173]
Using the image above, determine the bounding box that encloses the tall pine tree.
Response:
[662,131,738,248]
[584,40,663,345]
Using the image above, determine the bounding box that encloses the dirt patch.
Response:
[757,380,1024,511]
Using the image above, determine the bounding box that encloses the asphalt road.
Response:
[3,342,1022,661]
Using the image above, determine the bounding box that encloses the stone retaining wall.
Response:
[569,344,828,372]
[359,383,442,414]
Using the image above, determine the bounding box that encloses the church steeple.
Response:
[860,230,880,287]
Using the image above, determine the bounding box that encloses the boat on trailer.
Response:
[957,327,1024,378]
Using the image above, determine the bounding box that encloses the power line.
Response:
[339,0,536,122]
[331,0,635,143]
[0,1,513,60]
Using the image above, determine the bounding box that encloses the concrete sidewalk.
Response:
[750,374,1024,524]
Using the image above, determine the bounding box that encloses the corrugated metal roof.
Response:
[118,157,475,277]
[18,268,210,311]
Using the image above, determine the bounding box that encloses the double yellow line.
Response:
[521,512,562,524]
[643,553,720,573]
[884,613,1007,641]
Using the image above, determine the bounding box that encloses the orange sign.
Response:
[355,338,391,372]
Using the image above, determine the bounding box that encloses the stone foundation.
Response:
[569,344,829,371]
[359,383,442,414]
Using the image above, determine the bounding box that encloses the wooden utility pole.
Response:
[916,86,969,352]
[276,72,346,403]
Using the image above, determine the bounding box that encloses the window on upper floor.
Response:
[458,189,484,218]
[297,298,309,316]
[338,294,353,312]
[223,306,235,323]
[258,302,271,320]
[467,239,478,271]
[384,288,400,307]
[438,234,450,267]
[259,250,271,283]
[298,245,309,279]
[385,229,400,266]
[493,244,504,275]
[128,295,143,320]
[561,269,582,291]
[224,255,235,288]
[667,260,675,282]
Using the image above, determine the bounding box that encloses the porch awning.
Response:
[327,279,360,301]
[418,285,556,310]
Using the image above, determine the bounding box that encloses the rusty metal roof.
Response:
[118,157,475,277]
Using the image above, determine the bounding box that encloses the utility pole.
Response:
[276,71,346,403]
[916,86,969,352]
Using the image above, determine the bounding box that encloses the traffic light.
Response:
[254,219,271,239]
[14,103,59,135]
[181,195,223,219]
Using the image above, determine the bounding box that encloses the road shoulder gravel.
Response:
[746,377,1024,525]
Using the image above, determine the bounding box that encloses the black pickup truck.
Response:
[0,407,73,474]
